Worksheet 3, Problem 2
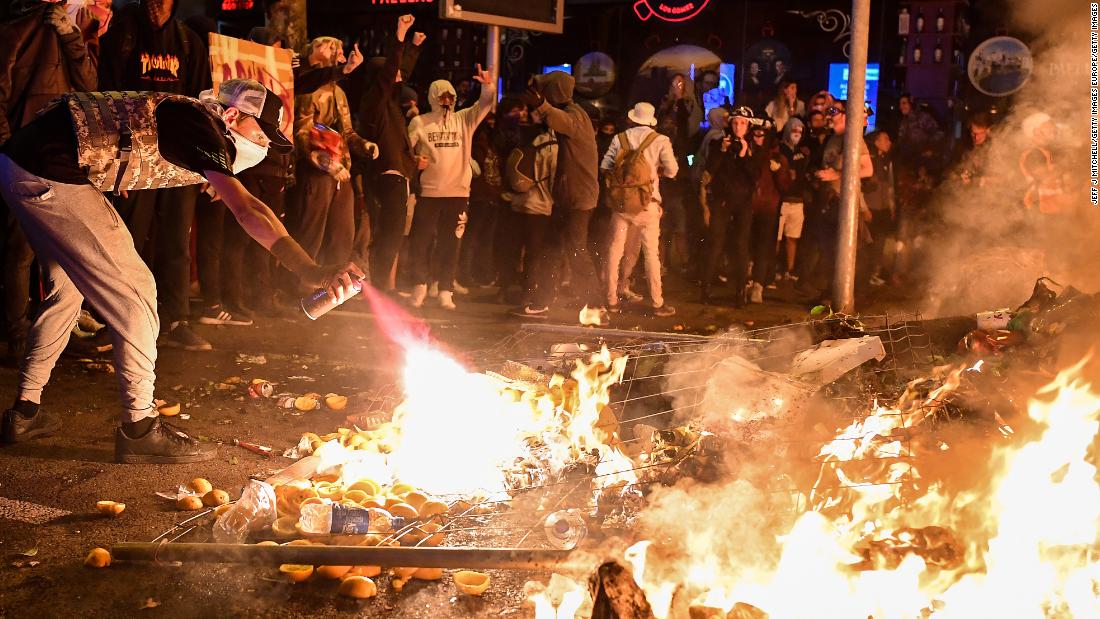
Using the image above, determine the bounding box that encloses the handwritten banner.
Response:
[208,33,295,138]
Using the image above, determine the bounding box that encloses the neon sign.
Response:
[633,0,712,23]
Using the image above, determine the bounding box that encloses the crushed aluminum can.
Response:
[976,308,1012,331]
[277,396,297,409]
[248,380,274,398]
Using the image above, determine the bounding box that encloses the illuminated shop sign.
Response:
[632,0,712,23]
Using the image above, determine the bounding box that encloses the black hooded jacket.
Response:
[98,0,210,96]
[356,34,421,180]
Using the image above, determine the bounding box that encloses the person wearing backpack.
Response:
[600,102,679,316]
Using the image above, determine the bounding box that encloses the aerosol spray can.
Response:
[300,276,365,320]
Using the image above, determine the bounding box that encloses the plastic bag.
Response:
[212,479,277,543]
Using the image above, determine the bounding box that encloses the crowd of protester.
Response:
[0,0,1058,366]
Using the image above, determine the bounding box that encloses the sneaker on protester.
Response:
[749,282,764,304]
[428,281,439,298]
[618,289,643,304]
[197,304,253,327]
[511,305,549,319]
[766,282,778,290]
[115,417,217,464]
[410,284,428,308]
[439,291,457,310]
[653,304,676,317]
[78,309,106,334]
[159,321,213,352]
[452,281,470,295]
[869,275,887,287]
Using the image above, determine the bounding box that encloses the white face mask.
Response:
[227,129,269,174]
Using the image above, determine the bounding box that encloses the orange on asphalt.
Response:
[84,547,111,568]
[279,564,313,583]
[339,575,377,599]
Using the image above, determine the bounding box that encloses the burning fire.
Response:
[530,359,1100,618]
[301,284,638,501]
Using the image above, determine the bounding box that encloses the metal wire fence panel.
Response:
[156,314,942,551]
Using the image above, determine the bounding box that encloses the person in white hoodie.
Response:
[406,65,496,310]
[600,102,679,316]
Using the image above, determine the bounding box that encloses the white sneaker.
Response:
[78,309,106,334]
[439,291,456,310]
[749,282,764,304]
[410,284,428,308]
[428,281,439,298]
[452,281,470,295]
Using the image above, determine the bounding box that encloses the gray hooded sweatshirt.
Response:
[408,78,496,198]
[534,71,599,211]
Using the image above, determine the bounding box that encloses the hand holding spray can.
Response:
[300,271,367,320]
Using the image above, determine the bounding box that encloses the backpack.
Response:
[60,91,208,193]
[506,133,558,194]
[603,130,660,215]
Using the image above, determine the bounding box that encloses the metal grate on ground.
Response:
[152,313,944,551]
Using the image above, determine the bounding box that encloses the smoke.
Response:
[918,5,1096,317]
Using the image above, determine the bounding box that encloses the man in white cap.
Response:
[0,79,362,463]
[600,101,678,316]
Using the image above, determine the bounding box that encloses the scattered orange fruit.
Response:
[388,502,418,520]
[347,479,381,496]
[96,500,126,517]
[344,489,369,504]
[454,570,490,596]
[202,489,230,507]
[418,501,448,520]
[157,402,181,416]
[316,565,352,580]
[213,503,232,517]
[339,575,377,599]
[403,491,430,511]
[345,565,382,578]
[84,547,111,568]
[390,483,415,496]
[413,567,443,581]
[190,478,213,494]
[272,515,299,539]
[324,394,348,411]
[256,540,279,546]
[176,495,203,511]
[279,564,313,583]
[294,396,319,411]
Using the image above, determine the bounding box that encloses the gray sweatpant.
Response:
[0,155,159,423]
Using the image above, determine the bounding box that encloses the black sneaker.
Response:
[197,305,253,327]
[115,418,217,464]
[160,322,213,351]
[653,304,677,317]
[510,305,549,319]
[2,408,61,444]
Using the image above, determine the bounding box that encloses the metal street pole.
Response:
[486,25,502,109]
[833,0,871,314]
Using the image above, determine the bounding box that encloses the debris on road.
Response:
[84,548,111,568]
[95,501,126,517]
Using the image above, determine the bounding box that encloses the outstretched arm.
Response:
[206,171,365,299]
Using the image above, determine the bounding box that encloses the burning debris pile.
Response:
[526,281,1100,618]
[114,279,1100,617]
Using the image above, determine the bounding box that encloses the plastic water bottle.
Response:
[299,502,406,535]
[544,510,587,550]
[300,279,364,320]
